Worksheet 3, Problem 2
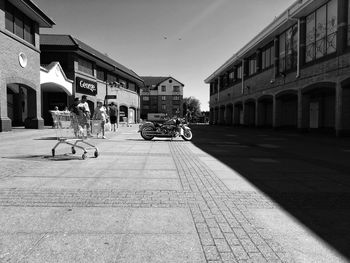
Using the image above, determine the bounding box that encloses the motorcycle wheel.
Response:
[181,129,193,141]
[141,126,155,140]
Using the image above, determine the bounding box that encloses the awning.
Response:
[40,62,73,95]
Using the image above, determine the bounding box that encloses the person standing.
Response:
[78,95,91,136]
[93,100,108,139]
[109,102,118,132]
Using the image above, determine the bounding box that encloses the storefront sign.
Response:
[105,95,117,99]
[76,77,97,96]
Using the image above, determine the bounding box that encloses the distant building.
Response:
[40,34,144,125]
[0,0,55,131]
[140,76,184,120]
[205,0,350,136]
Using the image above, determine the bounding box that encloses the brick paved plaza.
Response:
[0,126,348,262]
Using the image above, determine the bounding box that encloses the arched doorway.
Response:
[234,102,243,125]
[275,90,298,129]
[244,99,256,127]
[7,83,37,127]
[301,83,336,131]
[129,107,136,124]
[225,104,233,125]
[219,105,225,125]
[119,105,128,122]
[257,95,273,128]
[341,79,350,133]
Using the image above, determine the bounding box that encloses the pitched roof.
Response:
[141,76,184,87]
[40,34,143,83]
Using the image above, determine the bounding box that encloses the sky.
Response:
[33,0,296,111]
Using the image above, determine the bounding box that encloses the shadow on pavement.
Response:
[2,154,83,161]
[190,125,350,259]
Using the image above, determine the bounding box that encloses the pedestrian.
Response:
[92,100,108,139]
[78,95,91,136]
[69,98,86,136]
[109,102,118,131]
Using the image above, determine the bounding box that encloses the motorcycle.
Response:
[138,117,193,141]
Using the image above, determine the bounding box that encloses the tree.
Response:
[183,96,201,122]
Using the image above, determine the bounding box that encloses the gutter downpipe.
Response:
[296,18,300,78]
[241,59,245,94]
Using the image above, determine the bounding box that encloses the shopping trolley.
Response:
[50,111,99,160]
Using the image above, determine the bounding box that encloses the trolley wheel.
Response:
[52,149,55,157]
[94,150,99,158]
[82,153,87,160]
[71,147,76,154]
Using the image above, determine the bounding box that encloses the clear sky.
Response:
[33,0,296,111]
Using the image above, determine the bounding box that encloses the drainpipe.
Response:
[296,18,300,78]
[241,59,245,94]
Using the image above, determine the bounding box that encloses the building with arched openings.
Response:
[205,0,350,136]
[0,0,54,131]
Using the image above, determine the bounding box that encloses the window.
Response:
[143,105,150,110]
[248,56,257,75]
[161,96,166,101]
[119,79,127,88]
[143,96,149,101]
[161,105,166,110]
[306,0,337,62]
[5,2,35,45]
[262,44,274,69]
[96,67,105,81]
[279,24,298,72]
[173,86,180,92]
[78,57,94,76]
[236,65,242,79]
[128,82,136,92]
[161,86,166,92]
[228,70,234,83]
[173,96,180,100]
[169,79,173,83]
[107,73,117,82]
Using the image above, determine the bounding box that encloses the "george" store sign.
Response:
[76,77,97,96]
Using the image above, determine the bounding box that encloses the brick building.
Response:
[140,76,184,119]
[205,0,350,136]
[0,0,54,131]
[40,34,144,125]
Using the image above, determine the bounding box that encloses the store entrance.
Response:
[42,92,68,126]
[7,84,28,127]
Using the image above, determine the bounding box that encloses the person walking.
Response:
[109,102,118,131]
[92,100,108,139]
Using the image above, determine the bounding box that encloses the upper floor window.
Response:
[228,71,234,82]
[161,85,166,92]
[262,44,274,70]
[248,56,257,76]
[96,67,105,81]
[119,79,127,89]
[107,73,117,83]
[236,65,243,79]
[161,104,166,110]
[128,82,136,92]
[143,96,149,101]
[77,57,93,76]
[161,96,166,101]
[173,96,180,100]
[5,1,35,45]
[306,0,337,63]
[279,24,298,72]
[173,86,180,92]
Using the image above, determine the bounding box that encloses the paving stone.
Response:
[203,245,220,261]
